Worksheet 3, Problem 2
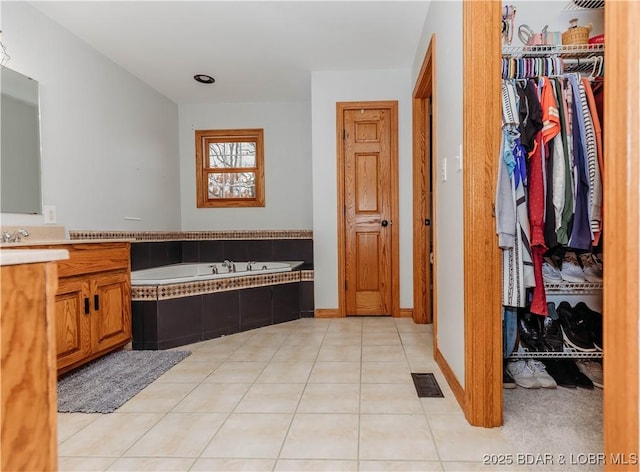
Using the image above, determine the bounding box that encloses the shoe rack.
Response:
[508,281,603,360]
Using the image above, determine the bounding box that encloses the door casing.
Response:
[336,100,400,318]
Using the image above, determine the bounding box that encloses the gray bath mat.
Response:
[57,350,191,413]
[411,372,444,398]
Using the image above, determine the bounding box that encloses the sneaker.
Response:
[566,360,595,389]
[557,302,597,352]
[560,251,587,283]
[527,359,557,388]
[542,257,563,283]
[543,303,564,352]
[579,253,603,282]
[506,360,541,388]
[572,302,603,351]
[503,366,517,389]
[576,360,603,388]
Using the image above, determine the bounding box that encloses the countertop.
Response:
[0,239,134,248]
[0,249,69,266]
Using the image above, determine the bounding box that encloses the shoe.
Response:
[518,311,545,352]
[503,366,517,389]
[541,359,577,388]
[542,303,564,352]
[557,302,597,352]
[542,257,563,283]
[572,302,603,351]
[527,359,557,388]
[560,251,587,283]
[576,360,603,388]
[506,360,540,388]
[579,253,603,282]
[565,360,595,389]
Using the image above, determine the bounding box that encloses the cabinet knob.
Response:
[84,298,90,315]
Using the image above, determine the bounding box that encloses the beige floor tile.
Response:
[362,331,402,346]
[280,332,326,347]
[308,361,361,384]
[394,318,432,333]
[124,412,226,457]
[428,414,515,462]
[57,413,100,444]
[154,360,219,383]
[420,395,464,415]
[58,413,163,457]
[322,333,362,345]
[272,344,321,361]
[360,383,424,414]
[106,457,195,471]
[275,459,358,471]
[361,318,397,329]
[359,460,443,471]
[200,413,292,458]
[361,361,412,384]
[227,345,279,361]
[190,458,276,471]
[441,461,530,471]
[297,383,360,413]
[177,350,232,364]
[203,361,267,383]
[280,413,359,459]
[317,344,362,361]
[58,456,116,472]
[234,383,305,413]
[256,361,314,383]
[243,332,289,347]
[117,382,196,412]
[172,383,250,412]
[407,358,440,373]
[400,332,433,346]
[359,414,439,461]
[362,345,407,362]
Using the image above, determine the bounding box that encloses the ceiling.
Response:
[31,1,431,104]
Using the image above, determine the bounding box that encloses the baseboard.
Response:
[314,308,342,318]
[399,308,413,318]
[434,345,465,412]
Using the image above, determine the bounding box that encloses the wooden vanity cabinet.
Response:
[25,242,132,374]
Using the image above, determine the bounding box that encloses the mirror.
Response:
[1,67,42,214]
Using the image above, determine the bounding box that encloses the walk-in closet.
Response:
[498,1,605,465]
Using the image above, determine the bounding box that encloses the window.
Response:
[195,128,265,207]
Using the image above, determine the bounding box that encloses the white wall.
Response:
[0,2,180,231]
[310,69,413,310]
[412,1,465,387]
[178,101,312,230]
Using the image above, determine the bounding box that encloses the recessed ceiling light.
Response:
[194,74,215,84]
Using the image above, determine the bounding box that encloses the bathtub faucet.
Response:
[209,264,218,274]
[247,261,256,271]
[223,260,236,273]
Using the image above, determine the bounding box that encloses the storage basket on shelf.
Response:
[562,18,592,45]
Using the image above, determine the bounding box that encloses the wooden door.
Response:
[339,102,398,316]
[55,277,92,370]
[91,272,131,353]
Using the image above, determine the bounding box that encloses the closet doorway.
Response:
[412,34,436,327]
[462,0,639,467]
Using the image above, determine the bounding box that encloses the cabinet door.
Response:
[55,278,92,370]
[91,272,131,353]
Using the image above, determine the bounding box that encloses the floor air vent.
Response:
[411,373,444,398]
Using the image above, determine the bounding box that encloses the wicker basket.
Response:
[562,19,592,45]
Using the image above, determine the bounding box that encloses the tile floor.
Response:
[58,317,523,471]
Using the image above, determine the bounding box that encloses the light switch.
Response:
[456,143,463,172]
[44,205,56,224]
[441,157,447,182]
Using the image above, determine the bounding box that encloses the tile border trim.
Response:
[132,270,308,301]
[69,229,313,241]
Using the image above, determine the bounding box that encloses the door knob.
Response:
[381,220,389,227]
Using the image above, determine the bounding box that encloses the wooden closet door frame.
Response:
[462,0,640,465]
